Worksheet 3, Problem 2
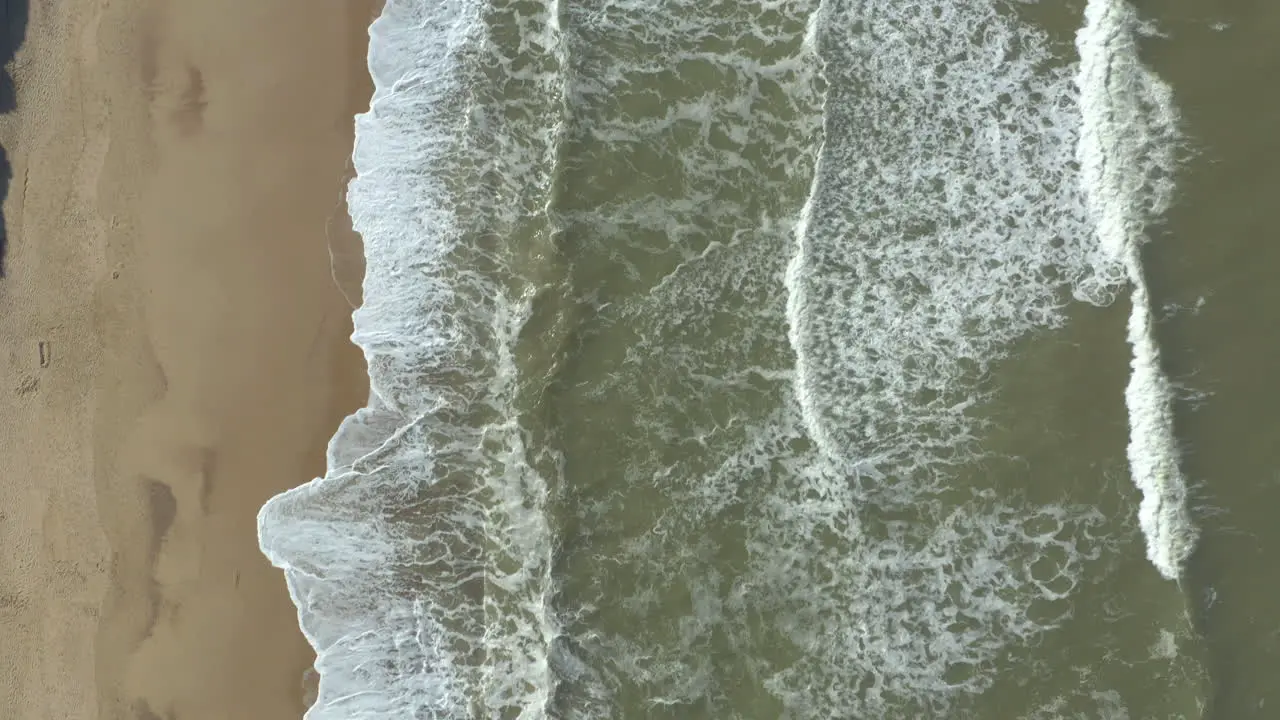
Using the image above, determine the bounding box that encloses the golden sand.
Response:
[0,0,375,717]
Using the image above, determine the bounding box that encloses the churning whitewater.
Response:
[259,0,1201,717]
[1075,0,1197,582]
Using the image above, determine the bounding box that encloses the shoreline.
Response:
[0,0,377,718]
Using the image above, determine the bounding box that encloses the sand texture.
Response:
[0,0,374,718]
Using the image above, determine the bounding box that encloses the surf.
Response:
[1075,0,1197,581]
[258,0,567,716]
[257,0,1205,716]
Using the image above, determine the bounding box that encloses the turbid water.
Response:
[257,0,1280,717]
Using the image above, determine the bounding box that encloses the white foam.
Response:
[257,0,1201,715]
[1075,0,1197,580]
[784,0,1127,491]
[1024,689,1131,720]
[258,0,567,715]
[765,0,1191,711]
[543,0,1138,713]
[728,410,1111,716]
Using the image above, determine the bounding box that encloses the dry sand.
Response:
[0,0,376,718]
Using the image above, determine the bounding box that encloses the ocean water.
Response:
[254,0,1280,716]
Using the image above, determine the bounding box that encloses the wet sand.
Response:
[0,0,374,718]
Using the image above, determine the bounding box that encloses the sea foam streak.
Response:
[769,0,1126,712]
[256,0,1200,715]
[258,0,565,716]
[785,0,1128,491]
[1076,0,1197,580]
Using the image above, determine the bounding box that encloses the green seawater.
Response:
[276,0,1280,716]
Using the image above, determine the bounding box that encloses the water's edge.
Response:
[256,0,1204,716]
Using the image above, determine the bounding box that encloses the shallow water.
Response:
[257,0,1280,716]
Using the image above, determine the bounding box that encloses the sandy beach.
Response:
[0,0,374,718]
